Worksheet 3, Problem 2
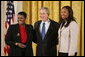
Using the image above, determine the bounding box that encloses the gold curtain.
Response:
[22,1,84,56]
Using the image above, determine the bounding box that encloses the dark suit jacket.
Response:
[33,19,59,56]
[5,24,33,56]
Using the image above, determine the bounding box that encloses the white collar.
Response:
[42,19,50,24]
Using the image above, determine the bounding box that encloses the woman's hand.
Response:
[15,43,26,48]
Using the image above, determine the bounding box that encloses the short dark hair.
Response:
[18,11,27,18]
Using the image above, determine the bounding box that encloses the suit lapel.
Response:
[60,22,67,32]
[37,20,54,40]
[24,24,32,42]
[15,24,21,42]
[37,21,43,40]
[25,24,29,41]
[44,20,53,40]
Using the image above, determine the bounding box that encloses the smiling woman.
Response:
[17,12,27,25]
[5,11,34,56]
[58,6,79,56]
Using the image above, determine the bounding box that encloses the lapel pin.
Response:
[17,33,20,36]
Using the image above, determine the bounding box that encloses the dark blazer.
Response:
[5,24,33,56]
[33,19,59,56]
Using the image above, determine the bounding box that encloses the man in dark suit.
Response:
[33,7,59,56]
[5,12,33,56]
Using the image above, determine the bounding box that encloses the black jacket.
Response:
[5,24,33,56]
[33,19,59,56]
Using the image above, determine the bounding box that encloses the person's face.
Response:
[17,15,26,25]
[40,9,49,22]
[61,8,69,20]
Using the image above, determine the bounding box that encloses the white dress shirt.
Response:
[40,19,50,35]
[58,21,79,56]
